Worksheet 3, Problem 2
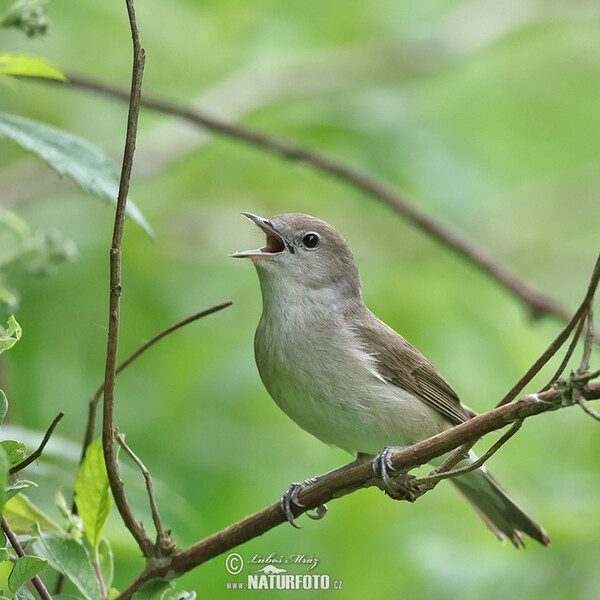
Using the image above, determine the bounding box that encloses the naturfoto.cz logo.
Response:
[225,552,343,591]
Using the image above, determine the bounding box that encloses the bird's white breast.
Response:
[253,277,447,455]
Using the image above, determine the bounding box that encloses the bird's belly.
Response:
[256,324,448,455]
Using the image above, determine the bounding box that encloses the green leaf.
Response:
[0,549,9,562]
[131,579,174,600]
[0,113,154,237]
[6,480,37,502]
[8,556,47,593]
[16,585,36,600]
[0,315,22,354]
[74,438,113,550]
[0,527,6,547]
[0,54,65,81]
[4,494,63,535]
[0,390,8,425]
[0,287,17,307]
[0,445,8,515]
[107,589,120,600]
[0,440,27,467]
[32,524,102,600]
[0,559,13,596]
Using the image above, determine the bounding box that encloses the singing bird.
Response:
[231,212,549,547]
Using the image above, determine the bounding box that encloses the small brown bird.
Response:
[231,212,549,547]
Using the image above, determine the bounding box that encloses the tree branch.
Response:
[9,411,64,475]
[57,72,572,326]
[115,379,600,599]
[101,0,154,558]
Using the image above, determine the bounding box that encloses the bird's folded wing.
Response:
[351,316,473,426]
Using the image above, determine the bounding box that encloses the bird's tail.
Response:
[449,466,550,548]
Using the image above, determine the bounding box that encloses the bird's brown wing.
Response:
[350,312,474,426]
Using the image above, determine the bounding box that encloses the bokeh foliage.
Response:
[0,0,599,597]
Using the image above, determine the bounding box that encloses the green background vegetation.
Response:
[1,0,599,597]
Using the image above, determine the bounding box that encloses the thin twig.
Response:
[115,379,600,599]
[101,0,153,558]
[81,302,232,464]
[414,420,524,489]
[1,516,53,600]
[56,72,574,326]
[579,301,595,374]
[9,412,64,475]
[574,388,600,421]
[540,313,586,392]
[115,431,171,551]
[497,252,600,407]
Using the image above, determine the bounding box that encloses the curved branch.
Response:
[115,379,600,599]
[57,72,571,325]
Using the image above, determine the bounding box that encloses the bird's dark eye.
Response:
[302,232,320,249]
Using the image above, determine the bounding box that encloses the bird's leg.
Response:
[281,458,362,528]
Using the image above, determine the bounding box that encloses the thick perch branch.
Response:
[116,379,600,598]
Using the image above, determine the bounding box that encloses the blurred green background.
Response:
[1,0,599,597]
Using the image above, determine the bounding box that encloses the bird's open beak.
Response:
[229,212,286,259]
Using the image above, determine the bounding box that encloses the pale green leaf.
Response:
[0,390,7,425]
[8,556,47,593]
[74,438,113,550]
[0,287,18,307]
[6,480,37,502]
[4,493,63,535]
[0,113,154,237]
[0,439,27,467]
[33,524,102,600]
[0,315,21,354]
[0,53,65,81]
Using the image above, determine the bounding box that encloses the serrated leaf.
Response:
[131,579,174,600]
[0,439,27,467]
[0,315,21,354]
[0,53,65,81]
[6,480,37,502]
[8,556,47,593]
[0,113,154,237]
[0,390,7,425]
[74,438,113,550]
[32,524,102,600]
[4,493,63,535]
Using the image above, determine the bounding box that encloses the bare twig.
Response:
[579,301,595,374]
[81,302,232,464]
[540,313,586,392]
[101,0,154,558]
[497,252,600,407]
[54,73,573,326]
[1,516,53,600]
[9,412,64,475]
[115,431,172,552]
[414,419,524,490]
[574,388,600,421]
[115,380,600,599]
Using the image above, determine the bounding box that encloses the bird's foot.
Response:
[281,479,328,529]
[371,446,420,501]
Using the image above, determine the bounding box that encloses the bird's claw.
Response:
[371,446,397,486]
[281,479,328,528]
